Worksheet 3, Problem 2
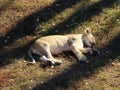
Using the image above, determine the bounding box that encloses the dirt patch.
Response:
[0,71,12,88]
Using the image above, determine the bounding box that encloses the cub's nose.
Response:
[92,43,95,46]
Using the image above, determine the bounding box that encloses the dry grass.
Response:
[0,0,55,34]
[0,0,120,90]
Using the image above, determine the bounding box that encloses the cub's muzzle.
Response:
[91,42,95,48]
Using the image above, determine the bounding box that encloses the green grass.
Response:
[0,0,120,90]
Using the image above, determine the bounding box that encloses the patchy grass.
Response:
[0,0,55,34]
[76,59,120,90]
[0,0,120,90]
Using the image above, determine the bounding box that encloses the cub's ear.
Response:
[85,27,91,34]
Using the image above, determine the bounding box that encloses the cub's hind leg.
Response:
[28,46,43,64]
[43,45,62,65]
[36,42,62,65]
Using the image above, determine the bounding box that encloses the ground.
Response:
[0,0,120,90]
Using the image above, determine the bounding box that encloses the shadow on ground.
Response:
[43,0,118,35]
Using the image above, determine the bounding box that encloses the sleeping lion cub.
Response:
[28,28,99,65]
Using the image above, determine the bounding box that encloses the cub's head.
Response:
[83,28,96,48]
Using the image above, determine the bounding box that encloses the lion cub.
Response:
[28,28,99,65]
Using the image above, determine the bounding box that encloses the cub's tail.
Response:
[28,49,36,64]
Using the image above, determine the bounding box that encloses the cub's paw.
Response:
[88,49,93,55]
[27,61,36,65]
[92,49,100,56]
[51,60,62,66]
[79,55,87,61]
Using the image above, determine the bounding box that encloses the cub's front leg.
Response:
[80,48,93,55]
[70,45,87,61]
[80,48,100,56]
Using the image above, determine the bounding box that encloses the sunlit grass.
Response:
[36,0,98,35]
[79,64,120,90]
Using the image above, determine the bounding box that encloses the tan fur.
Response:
[28,28,99,64]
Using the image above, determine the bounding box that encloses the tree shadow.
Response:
[43,0,117,35]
